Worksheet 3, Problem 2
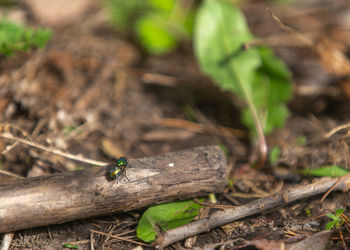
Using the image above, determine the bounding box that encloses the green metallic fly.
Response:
[107,156,129,182]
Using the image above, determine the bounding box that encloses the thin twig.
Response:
[324,122,350,139]
[0,132,107,166]
[47,225,52,241]
[90,231,95,250]
[90,229,151,247]
[155,177,350,247]
[193,198,236,209]
[0,169,24,179]
[155,118,246,138]
[223,193,240,205]
[320,173,350,205]
[339,230,347,250]
[266,8,314,47]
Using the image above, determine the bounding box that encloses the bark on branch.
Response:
[0,145,228,233]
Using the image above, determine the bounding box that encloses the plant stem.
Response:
[215,1,267,167]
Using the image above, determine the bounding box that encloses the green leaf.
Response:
[31,28,51,48]
[269,146,280,165]
[182,104,197,122]
[63,125,77,136]
[135,13,177,54]
[305,208,311,217]
[106,0,193,55]
[326,213,337,220]
[136,200,202,243]
[194,0,292,136]
[296,136,307,146]
[0,19,51,56]
[195,0,260,97]
[241,49,292,134]
[218,143,229,158]
[336,208,345,217]
[105,0,148,31]
[149,0,175,11]
[264,105,290,134]
[303,165,349,177]
[326,221,336,230]
[62,243,78,249]
[258,47,291,81]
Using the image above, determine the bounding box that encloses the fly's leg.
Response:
[122,169,130,182]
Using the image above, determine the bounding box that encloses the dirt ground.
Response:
[1,0,350,249]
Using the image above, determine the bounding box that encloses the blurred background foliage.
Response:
[105,0,195,54]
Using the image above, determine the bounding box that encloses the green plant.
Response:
[302,165,349,178]
[136,199,202,243]
[269,146,281,165]
[0,19,51,56]
[305,208,311,217]
[105,0,194,54]
[326,208,345,230]
[194,0,292,165]
[296,135,307,146]
[62,243,78,249]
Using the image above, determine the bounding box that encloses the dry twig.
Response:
[90,229,150,247]
[0,132,107,166]
[155,177,350,248]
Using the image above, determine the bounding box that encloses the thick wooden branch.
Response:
[0,145,228,233]
[156,176,350,248]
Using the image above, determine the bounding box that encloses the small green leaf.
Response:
[303,165,349,177]
[258,47,291,81]
[135,13,177,54]
[336,208,345,217]
[326,221,336,230]
[296,136,307,146]
[325,209,345,230]
[105,0,148,31]
[305,208,311,217]
[269,146,280,165]
[241,49,292,134]
[31,28,51,48]
[182,104,197,122]
[62,243,78,249]
[0,19,51,56]
[149,0,175,11]
[228,178,234,188]
[218,143,229,158]
[137,200,202,243]
[326,213,337,221]
[63,125,77,136]
[264,105,290,134]
[106,0,194,55]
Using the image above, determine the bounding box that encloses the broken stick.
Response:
[155,176,350,248]
[0,145,228,233]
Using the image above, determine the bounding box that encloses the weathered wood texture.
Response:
[0,145,228,233]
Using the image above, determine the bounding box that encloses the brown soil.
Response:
[1,0,350,249]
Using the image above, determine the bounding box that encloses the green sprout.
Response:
[0,19,51,56]
[325,208,345,230]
